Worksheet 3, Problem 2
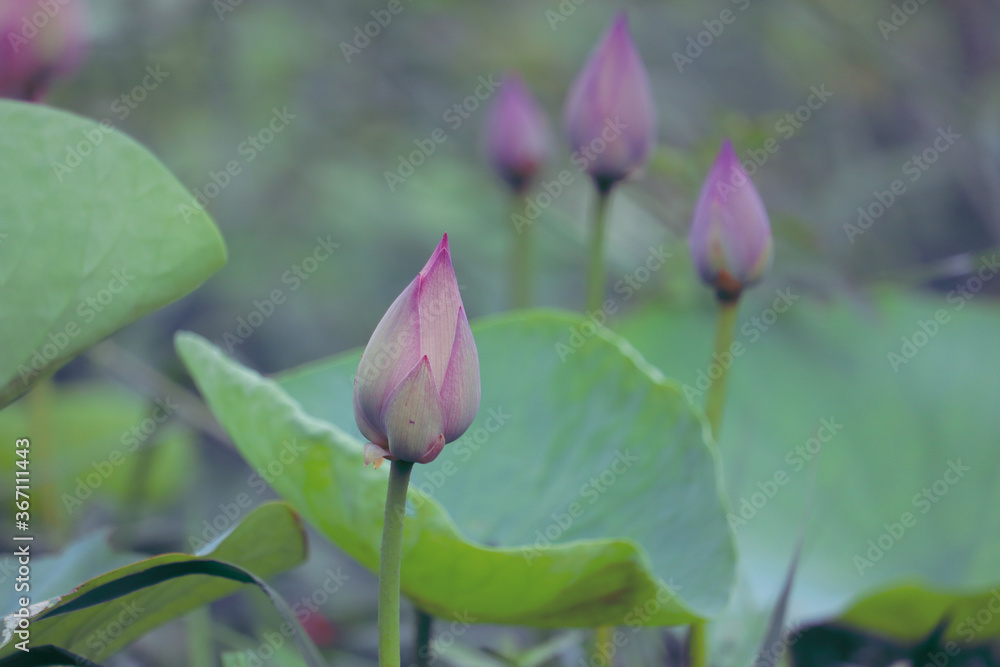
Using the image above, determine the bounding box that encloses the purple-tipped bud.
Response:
[354,235,481,467]
[0,0,87,102]
[689,140,774,300]
[486,74,552,194]
[563,12,657,192]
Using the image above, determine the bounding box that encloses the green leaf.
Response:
[0,100,226,409]
[175,310,737,628]
[615,286,1000,641]
[0,645,105,667]
[0,502,309,663]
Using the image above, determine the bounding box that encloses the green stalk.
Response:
[688,623,708,667]
[510,195,533,309]
[414,609,433,667]
[590,625,613,664]
[379,460,414,666]
[585,187,612,312]
[704,299,740,440]
[686,296,741,667]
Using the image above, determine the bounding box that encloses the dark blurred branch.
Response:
[85,339,231,445]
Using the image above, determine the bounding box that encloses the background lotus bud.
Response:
[689,139,774,300]
[563,12,657,192]
[0,0,87,101]
[486,74,552,194]
[354,235,481,467]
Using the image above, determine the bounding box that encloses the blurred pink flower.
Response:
[486,74,552,193]
[563,12,657,191]
[689,139,774,299]
[354,234,481,467]
[0,0,87,101]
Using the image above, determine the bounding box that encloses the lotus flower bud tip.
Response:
[354,234,481,467]
[689,139,774,300]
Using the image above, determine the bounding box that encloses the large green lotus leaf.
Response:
[614,286,1000,641]
[0,383,195,522]
[0,502,308,662]
[0,100,226,409]
[175,311,736,627]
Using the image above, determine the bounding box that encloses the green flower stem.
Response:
[379,459,414,667]
[586,187,612,312]
[415,608,433,667]
[704,298,740,440]
[510,195,533,309]
[688,297,741,667]
[590,625,613,664]
[689,623,708,667]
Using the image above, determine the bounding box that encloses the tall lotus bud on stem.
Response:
[486,74,552,308]
[358,234,480,665]
[690,140,774,449]
[563,12,656,193]
[486,74,551,195]
[689,139,774,303]
[564,12,656,311]
[0,0,87,102]
[355,234,481,468]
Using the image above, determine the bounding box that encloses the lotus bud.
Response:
[689,139,774,301]
[486,74,552,194]
[354,235,481,468]
[0,0,87,102]
[563,12,657,192]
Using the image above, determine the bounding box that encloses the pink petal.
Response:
[487,74,552,192]
[439,307,481,442]
[690,139,773,288]
[354,277,422,442]
[382,356,446,463]
[563,12,656,184]
[416,235,463,388]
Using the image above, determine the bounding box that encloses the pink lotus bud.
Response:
[689,139,774,300]
[486,74,552,194]
[563,12,657,192]
[354,235,481,467]
[0,0,87,101]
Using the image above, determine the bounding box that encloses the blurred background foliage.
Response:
[4,0,1000,663]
